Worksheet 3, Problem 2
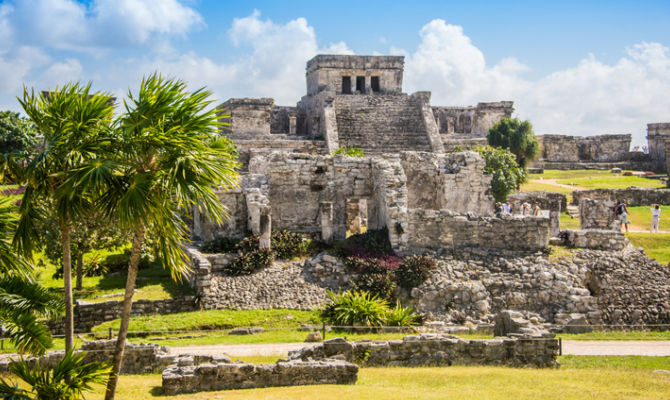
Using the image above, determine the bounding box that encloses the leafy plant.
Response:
[0,349,111,399]
[385,301,421,326]
[321,290,388,327]
[334,146,365,157]
[0,110,39,183]
[343,255,400,300]
[396,255,436,290]
[223,248,274,276]
[199,236,240,254]
[475,145,527,202]
[271,229,311,259]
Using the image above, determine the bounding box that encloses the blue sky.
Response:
[1,0,669,145]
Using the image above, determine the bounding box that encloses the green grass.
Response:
[626,205,670,231]
[558,355,670,370]
[519,181,574,197]
[91,309,322,334]
[530,169,667,181]
[559,212,580,229]
[556,175,666,189]
[79,361,670,399]
[627,232,670,264]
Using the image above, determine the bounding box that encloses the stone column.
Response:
[289,115,297,135]
[346,200,361,235]
[320,202,334,243]
[259,207,271,250]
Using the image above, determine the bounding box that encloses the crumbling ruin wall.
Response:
[265,153,380,239]
[290,335,559,368]
[405,210,550,252]
[508,191,567,236]
[305,55,404,96]
[0,340,175,375]
[431,102,513,136]
[162,356,358,395]
[647,122,670,171]
[400,151,494,215]
[193,188,248,241]
[561,229,626,251]
[579,198,618,230]
[220,98,273,139]
[537,134,631,168]
[572,187,670,206]
[270,106,298,134]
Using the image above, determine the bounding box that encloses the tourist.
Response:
[522,202,531,215]
[494,202,503,217]
[532,203,541,216]
[650,204,661,233]
[614,200,630,233]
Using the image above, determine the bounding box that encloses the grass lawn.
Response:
[559,212,580,229]
[556,175,666,189]
[73,358,670,399]
[519,181,574,199]
[558,330,670,340]
[627,232,670,264]
[530,169,667,181]
[626,205,670,231]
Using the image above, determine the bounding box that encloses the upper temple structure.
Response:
[220,54,514,165]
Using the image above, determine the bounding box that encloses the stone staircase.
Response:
[334,94,432,155]
[566,205,580,219]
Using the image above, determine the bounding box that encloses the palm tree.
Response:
[68,74,239,400]
[14,83,115,351]
[0,348,111,399]
[0,197,63,356]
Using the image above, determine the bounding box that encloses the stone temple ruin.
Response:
[183,54,669,333]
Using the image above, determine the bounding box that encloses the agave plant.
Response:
[321,290,389,327]
[0,349,111,400]
[385,300,421,326]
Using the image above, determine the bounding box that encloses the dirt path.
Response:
[168,340,670,357]
[530,179,588,191]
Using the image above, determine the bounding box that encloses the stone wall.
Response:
[305,55,404,96]
[647,122,670,171]
[579,198,618,230]
[400,151,494,215]
[50,297,197,334]
[431,102,513,136]
[561,229,627,251]
[0,340,175,375]
[572,187,670,206]
[162,356,358,395]
[507,191,567,237]
[405,210,551,252]
[537,134,631,166]
[290,335,559,368]
[220,98,273,139]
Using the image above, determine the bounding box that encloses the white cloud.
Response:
[399,20,670,145]
[141,11,353,105]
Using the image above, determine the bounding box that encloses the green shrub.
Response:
[334,146,365,157]
[385,301,421,326]
[223,248,273,276]
[200,236,240,253]
[320,290,388,327]
[271,229,311,259]
[396,255,437,290]
[342,256,399,301]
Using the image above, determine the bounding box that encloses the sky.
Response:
[1,1,669,146]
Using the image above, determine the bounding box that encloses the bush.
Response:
[385,301,421,326]
[343,254,401,301]
[475,145,527,202]
[223,248,273,276]
[271,229,310,259]
[320,290,388,327]
[334,146,365,157]
[396,255,437,290]
[200,236,240,253]
[335,228,394,259]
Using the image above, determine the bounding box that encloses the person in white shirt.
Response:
[650,204,661,233]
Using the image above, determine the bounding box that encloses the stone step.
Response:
[566,205,580,218]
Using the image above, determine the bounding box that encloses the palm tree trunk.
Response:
[104,224,145,400]
[75,252,84,291]
[60,220,74,352]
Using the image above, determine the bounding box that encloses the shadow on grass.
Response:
[149,386,164,397]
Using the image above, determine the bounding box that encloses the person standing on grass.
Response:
[614,200,630,233]
[650,204,661,233]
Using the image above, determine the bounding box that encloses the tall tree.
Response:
[487,117,539,168]
[69,74,239,400]
[0,110,38,183]
[475,145,527,202]
[14,83,115,351]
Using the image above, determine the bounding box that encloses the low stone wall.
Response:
[561,229,627,251]
[0,340,175,375]
[508,191,567,236]
[290,335,559,368]
[49,296,198,334]
[579,198,618,230]
[572,187,670,206]
[162,356,358,395]
[406,209,551,252]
